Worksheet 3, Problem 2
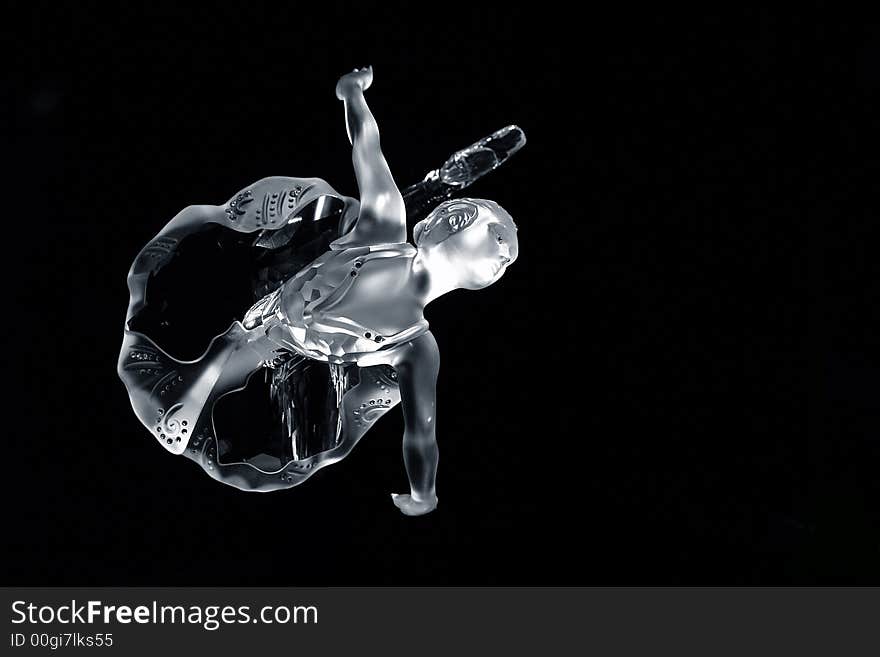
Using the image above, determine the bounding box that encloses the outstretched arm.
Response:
[332,67,407,247]
[391,331,440,516]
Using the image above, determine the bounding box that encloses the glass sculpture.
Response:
[118,68,523,515]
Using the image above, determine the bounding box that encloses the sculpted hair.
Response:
[413,198,511,247]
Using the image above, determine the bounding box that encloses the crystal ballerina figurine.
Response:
[118,68,523,515]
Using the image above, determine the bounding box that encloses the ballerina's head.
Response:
[413,199,518,291]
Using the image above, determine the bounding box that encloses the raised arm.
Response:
[390,331,440,516]
[331,67,407,247]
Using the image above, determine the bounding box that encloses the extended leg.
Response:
[332,67,407,247]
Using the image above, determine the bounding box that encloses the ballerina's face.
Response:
[444,212,519,290]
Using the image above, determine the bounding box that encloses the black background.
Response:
[4,6,874,584]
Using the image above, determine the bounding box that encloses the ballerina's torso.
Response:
[243,243,428,364]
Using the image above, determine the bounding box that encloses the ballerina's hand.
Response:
[391,493,438,516]
[336,66,374,100]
